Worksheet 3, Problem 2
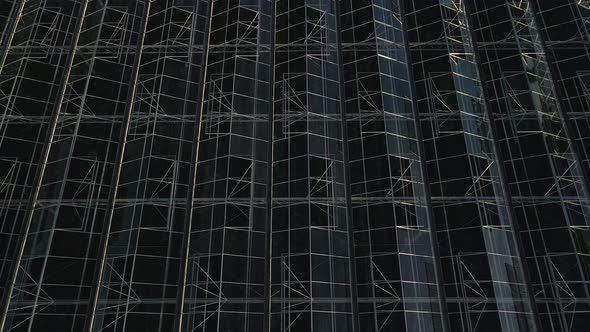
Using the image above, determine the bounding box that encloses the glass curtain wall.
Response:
[0,1,590,332]
[270,0,354,331]
[182,0,271,331]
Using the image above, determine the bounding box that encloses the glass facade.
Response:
[0,0,589,331]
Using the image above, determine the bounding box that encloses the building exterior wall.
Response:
[0,0,589,331]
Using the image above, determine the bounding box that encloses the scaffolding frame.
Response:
[0,0,590,331]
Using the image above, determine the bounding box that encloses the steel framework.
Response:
[0,0,589,331]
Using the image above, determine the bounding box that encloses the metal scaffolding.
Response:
[0,0,589,331]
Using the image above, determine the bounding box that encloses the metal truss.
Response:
[0,1,589,332]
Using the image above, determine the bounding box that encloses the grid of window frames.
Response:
[0,1,590,331]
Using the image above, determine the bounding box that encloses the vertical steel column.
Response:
[333,0,359,331]
[505,2,590,316]
[527,0,590,315]
[434,0,540,330]
[83,1,151,330]
[399,2,451,331]
[263,0,277,331]
[173,1,214,331]
[462,1,542,330]
[0,0,90,329]
[529,0,590,191]
[0,0,24,69]
[0,0,25,313]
